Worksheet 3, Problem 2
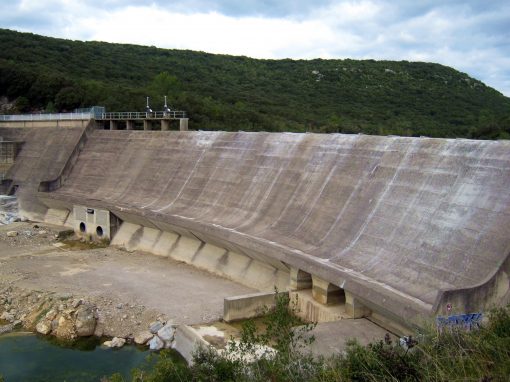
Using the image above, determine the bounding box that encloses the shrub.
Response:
[109,303,510,382]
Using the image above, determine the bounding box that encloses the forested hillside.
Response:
[1,28,509,138]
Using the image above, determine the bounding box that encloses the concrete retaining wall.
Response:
[0,124,89,221]
[173,325,210,365]
[111,222,290,291]
[223,291,288,322]
[0,120,90,128]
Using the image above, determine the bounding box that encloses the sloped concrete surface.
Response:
[0,126,86,220]
[11,130,510,321]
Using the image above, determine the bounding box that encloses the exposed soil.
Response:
[0,222,255,340]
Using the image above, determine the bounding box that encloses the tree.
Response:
[55,86,84,111]
[147,72,181,108]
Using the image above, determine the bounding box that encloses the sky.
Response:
[1,0,509,96]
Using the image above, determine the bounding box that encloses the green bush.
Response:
[1,28,509,139]
[110,304,510,382]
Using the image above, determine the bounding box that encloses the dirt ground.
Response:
[0,222,255,338]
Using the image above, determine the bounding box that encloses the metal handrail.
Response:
[0,110,187,122]
[0,112,93,121]
[100,111,187,120]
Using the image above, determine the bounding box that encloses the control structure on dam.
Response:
[0,115,509,333]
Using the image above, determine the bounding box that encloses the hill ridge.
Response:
[0,28,509,139]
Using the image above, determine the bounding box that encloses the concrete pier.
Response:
[179,118,188,131]
[109,121,118,130]
[126,120,135,130]
[161,120,170,131]
[143,120,151,130]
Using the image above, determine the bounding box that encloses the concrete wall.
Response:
[7,129,510,326]
[0,123,91,221]
[173,325,210,365]
[111,222,290,291]
[0,120,90,128]
[223,291,288,322]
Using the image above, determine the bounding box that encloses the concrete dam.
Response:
[1,121,509,330]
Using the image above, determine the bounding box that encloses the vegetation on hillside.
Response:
[109,295,510,381]
[1,28,509,139]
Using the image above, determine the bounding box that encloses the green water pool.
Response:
[0,332,155,382]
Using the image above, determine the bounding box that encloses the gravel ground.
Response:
[0,221,255,339]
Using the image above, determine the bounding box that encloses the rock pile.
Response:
[0,286,96,340]
[1,285,176,352]
[105,320,176,350]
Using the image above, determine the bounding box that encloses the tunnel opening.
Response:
[96,225,104,237]
[79,222,86,233]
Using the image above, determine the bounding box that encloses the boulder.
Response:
[6,231,18,237]
[36,320,52,335]
[157,323,175,342]
[148,335,165,350]
[75,305,96,337]
[0,311,15,322]
[55,315,76,340]
[45,309,57,321]
[149,321,163,334]
[104,337,126,348]
[134,330,153,345]
[0,324,13,335]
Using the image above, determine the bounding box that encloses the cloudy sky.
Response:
[1,0,509,96]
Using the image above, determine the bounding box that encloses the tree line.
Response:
[0,28,509,139]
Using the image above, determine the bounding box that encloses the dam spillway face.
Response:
[2,125,510,328]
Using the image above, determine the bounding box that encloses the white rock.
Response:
[36,320,52,335]
[157,323,175,342]
[0,311,14,322]
[6,231,18,237]
[104,337,126,348]
[148,335,164,350]
[149,321,163,334]
[134,330,153,345]
[45,309,57,320]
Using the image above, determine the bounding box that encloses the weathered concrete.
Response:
[0,124,91,220]
[289,267,313,291]
[109,120,118,130]
[110,222,289,291]
[4,129,510,327]
[290,290,350,323]
[179,118,189,131]
[161,120,170,131]
[0,120,90,128]
[304,319,396,357]
[173,325,210,364]
[223,291,288,322]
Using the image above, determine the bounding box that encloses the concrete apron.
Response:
[110,221,290,292]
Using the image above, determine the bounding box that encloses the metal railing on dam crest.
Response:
[0,112,94,121]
